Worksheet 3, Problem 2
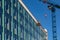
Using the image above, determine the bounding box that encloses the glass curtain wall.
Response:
[1,0,46,40]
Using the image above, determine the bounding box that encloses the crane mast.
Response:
[39,0,60,40]
[49,6,57,40]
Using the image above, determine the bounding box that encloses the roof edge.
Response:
[19,0,40,26]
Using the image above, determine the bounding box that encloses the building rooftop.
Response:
[19,0,41,26]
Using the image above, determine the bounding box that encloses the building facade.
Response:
[44,29,48,40]
[39,26,48,40]
[0,0,47,40]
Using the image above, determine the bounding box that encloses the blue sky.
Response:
[22,0,60,40]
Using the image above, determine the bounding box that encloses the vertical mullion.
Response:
[18,2,20,40]
[24,7,25,40]
[11,0,13,40]
[22,6,25,40]
[2,0,4,40]
[16,0,18,40]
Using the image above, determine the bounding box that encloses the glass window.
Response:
[20,14,24,25]
[20,9,22,13]
[24,30,26,40]
[13,11,17,20]
[25,22,28,29]
[13,38,15,40]
[25,32,28,40]
[0,1,2,7]
[14,28,17,34]
[7,22,9,30]
[28,25,30,32]
[5,34,7,40]
[14,3,16,7]
[23,8,25,15]
[6,6,9,14]
[7,19,9,30]
[0,34,2,40]
[5,0,10,14]
[5,16,7,28]
[18,27,20,36]
[35,31,37,38]
[20,29,24,39]
[20,6,23,14]
[14,15,17,20]
[25,17,28,23]
[30,36,32,40]
[25,12,28,18]
[14,24,17,35]
[20,32,23,39]
[29,34,30,40]
[32,37,34,40]
[20,21,22,25]
[5,0,9,9]
[32,27,33,34]
[0,18,1,25]
[20,13,24,18]
[13,0,17,8]
[7,35,10,40]
[28,34,30,40]
[34,38,37,40]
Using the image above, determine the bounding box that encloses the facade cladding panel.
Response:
[0,0,47,40]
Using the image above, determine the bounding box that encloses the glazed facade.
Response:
[0,0,47,40]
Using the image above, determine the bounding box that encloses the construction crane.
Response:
[39,0,60,40]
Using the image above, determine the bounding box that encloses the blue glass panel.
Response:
[0,33,2,40]
[13,19,18,25]
[0,0,2,17]
[13,34,18,39]
[13,0,18,12]
[20,38,24,40]
[4,1,8,9]
[4,0,11,10]
[6,0,11,4]
[20,13,24,18]
[0,7,2,14]
[0,16,2,26]
[4,29,12,36]
[25,29,28,33]
[4,13,11,19]
[0,25,3,33]
[20,24,24,30]
[25,17,28,23]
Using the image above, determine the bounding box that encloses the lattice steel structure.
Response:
[39,0,60,40]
